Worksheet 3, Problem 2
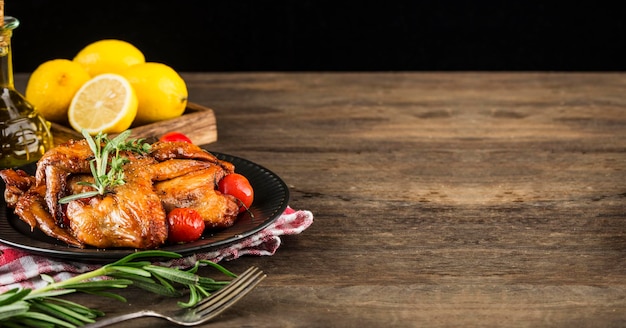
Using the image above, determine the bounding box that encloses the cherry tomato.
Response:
[166,208,205,243]
[218,173,254,213]
[159,132,193,144]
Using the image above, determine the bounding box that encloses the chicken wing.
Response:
[0,168,82,247]
[65,157,167,249]
[155,165,239,228]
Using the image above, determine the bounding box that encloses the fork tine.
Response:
[193,266,266,317]
[191,266,260,310]
[197,272,265,321]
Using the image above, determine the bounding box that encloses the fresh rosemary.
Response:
[58,130,151,204]
[0,250,236,327]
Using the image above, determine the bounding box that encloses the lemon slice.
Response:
[68,73,138,135]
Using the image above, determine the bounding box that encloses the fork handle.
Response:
[84,310,164,328]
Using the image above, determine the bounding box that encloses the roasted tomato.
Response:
[218,173,254,213]
[167,208,205,243]
[159,131,193,144]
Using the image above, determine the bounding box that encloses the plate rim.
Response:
[0,150,289,262]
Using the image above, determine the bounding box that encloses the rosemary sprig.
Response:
[0,250,237,327]
[59,130,151,204]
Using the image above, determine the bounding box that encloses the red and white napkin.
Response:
[0,207,313,292]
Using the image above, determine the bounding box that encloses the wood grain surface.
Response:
[13,72,626,327]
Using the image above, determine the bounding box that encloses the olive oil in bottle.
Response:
[0,16,53,168]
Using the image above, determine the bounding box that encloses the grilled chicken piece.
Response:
[155,166,239,228]
[0,139,240,249]
[0,169,82,247]
[150,141,236,173]
[147,142,238,229]
[64,157,168,249]
[0,169,35,208]
[35,139,94,223]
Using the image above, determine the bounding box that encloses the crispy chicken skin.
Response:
[155,166,239,229]
[0,139,240,249]
[150,141,236,173]
[0,169,82,247]
[0,169,35,209]
[65,157,168,249]
[35,139,95,223]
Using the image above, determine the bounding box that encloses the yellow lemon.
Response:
[121,62,187,124]
[73,39,145,77]
[68,73,138,135]
[25,59,91,123]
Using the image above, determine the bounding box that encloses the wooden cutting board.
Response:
[51,102,217,146]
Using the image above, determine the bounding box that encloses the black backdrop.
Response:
[5,0,626,73]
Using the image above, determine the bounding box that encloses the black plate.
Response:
[0,150,289,262]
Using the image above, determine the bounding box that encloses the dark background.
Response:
[5,0,626,73]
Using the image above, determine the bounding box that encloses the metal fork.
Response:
[84,266,266,327]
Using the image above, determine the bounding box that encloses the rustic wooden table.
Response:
[14,72,626,327]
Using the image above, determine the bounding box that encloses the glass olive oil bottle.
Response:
[0,16,53,168]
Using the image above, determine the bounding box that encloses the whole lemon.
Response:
[25,59,91,123]
[73,39,145,77]
[121,62,188,124]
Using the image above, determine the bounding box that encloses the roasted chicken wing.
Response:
[155,166,239,229]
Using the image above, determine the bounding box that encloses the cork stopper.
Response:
[0,0,4,27]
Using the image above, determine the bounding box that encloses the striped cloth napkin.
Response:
[0,207,313,292]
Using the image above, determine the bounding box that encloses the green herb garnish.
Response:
[59,130,151,204]
[0,250,236,327]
